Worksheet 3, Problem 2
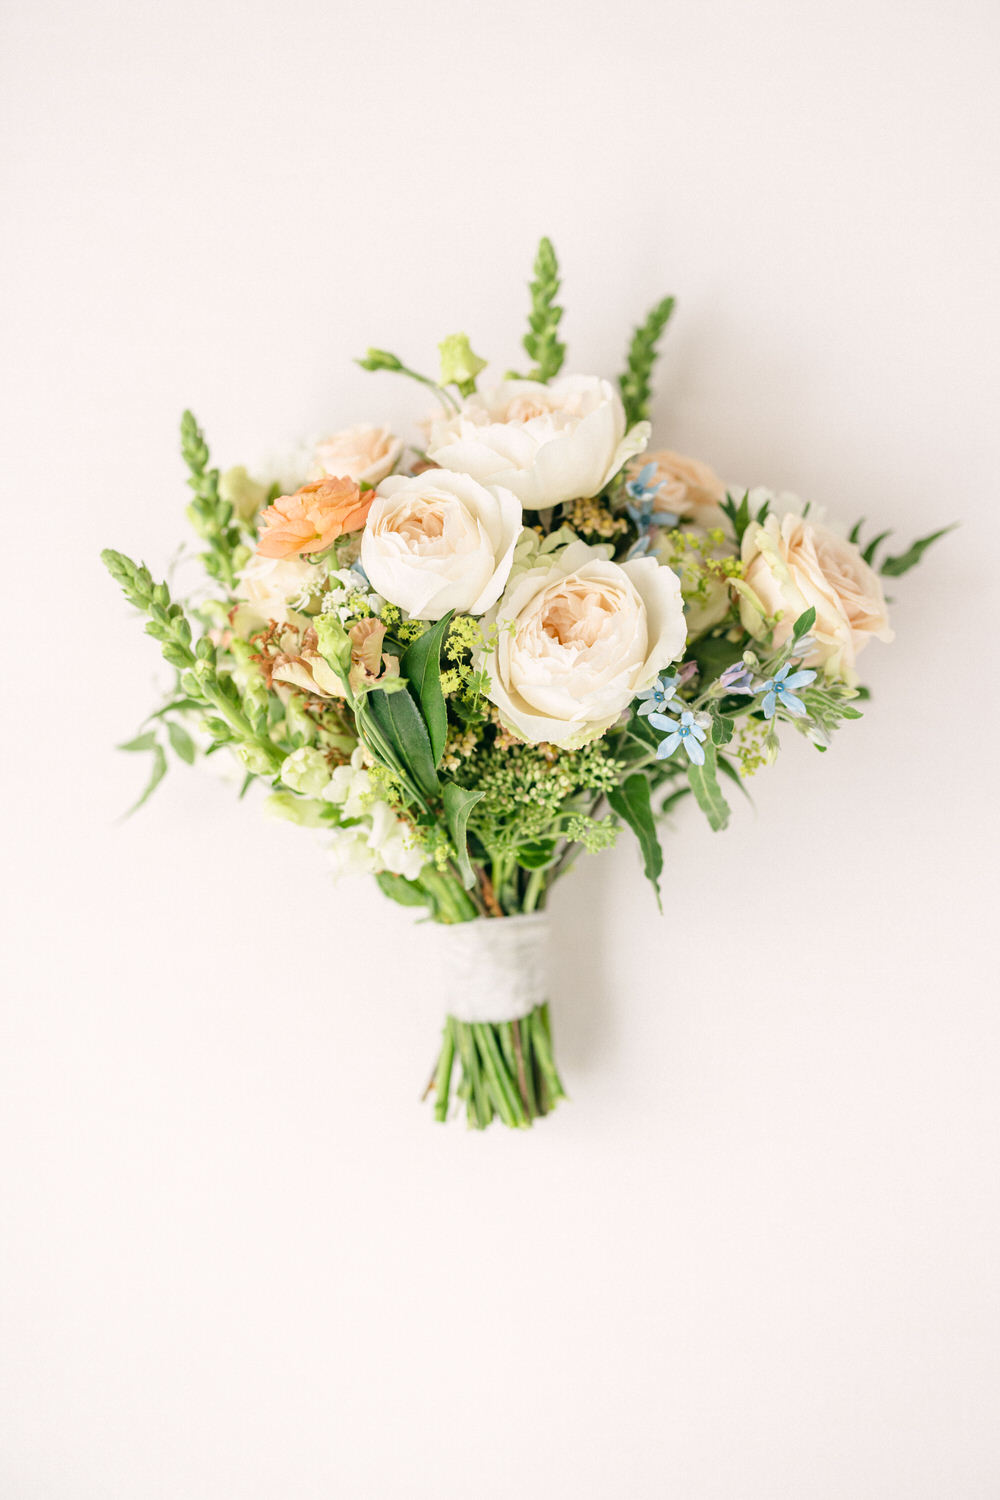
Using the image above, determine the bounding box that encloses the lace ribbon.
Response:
[428,913,549,1023]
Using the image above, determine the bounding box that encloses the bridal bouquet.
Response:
[103,239,947,1129]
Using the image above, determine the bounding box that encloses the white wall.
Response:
[3,1,999,1496]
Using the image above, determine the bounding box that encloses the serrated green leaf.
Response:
[166,720,196,764]
[400,611,452,766]
[608,772,663,907]
[442,782,484,888]
[880,524,956,577]
[118,731,158,753]
[686,742,731,831]
[124,744,168,817]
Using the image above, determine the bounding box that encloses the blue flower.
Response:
[624,463,678,559]
[625,462,665,506]
[760,663,817,719]
[634,674,680,717]
[718,660,755,694]
[649,709,708,766]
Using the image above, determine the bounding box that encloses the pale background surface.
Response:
[2,1,999,1496]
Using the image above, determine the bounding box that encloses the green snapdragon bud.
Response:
[438,333,487,395]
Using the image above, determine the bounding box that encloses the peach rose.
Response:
[635,450,727,528]
[741,513,893,683]
[256,477,373,560]
[313,424,402,486]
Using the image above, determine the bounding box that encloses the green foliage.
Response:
[180,411,242,593]
[101,549,283,781]
[358,685,440,804]
[453,737,622,861]
[400,612,453,765]
[720,489,770,547]
[880,525,955,577]
[686,741,731,831]
[442,782,485,889]
[522,237,566,382]
[375,871,431,908]
[619,295,675,426]
[607,773,663,906]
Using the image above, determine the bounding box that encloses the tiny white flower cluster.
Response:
[319,568,384,624]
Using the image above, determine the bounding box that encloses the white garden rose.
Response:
[426,375,649,510]
[360,469,522,620]
[741,513,893,683]
[482,540,686,746]
[313,424,402,486]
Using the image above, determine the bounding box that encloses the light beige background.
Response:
[2,1,999,1496]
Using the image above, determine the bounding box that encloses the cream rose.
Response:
[636,449,728,528]
[426,375,649,510]
[482,540,686,746]
[235,552,323,629]
[313,424,402,486]
[741,513,893,683]
[360,469,522,621]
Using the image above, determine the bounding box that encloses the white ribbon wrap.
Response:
[428,914,549,1023]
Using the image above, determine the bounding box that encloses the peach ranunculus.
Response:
[634,450,728,528]
[312,424,403,486]
[740,513,894,683]
[256,477,373,559]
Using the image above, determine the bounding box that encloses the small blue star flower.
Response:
[625,462,665,506]
[624,463,678,559]
[649,709,708,766]
[760,663,817,719]
[634,674,680,717]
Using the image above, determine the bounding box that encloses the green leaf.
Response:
[362,687,441,802]
[848,518,865,544]
[607,772,663,907]
[710,711,735,746]
[375,871,432,909]
[660,786,691,816]
[522,237,565,382]
[442,782,485,889]
[880,524,956,577]
[118,731,158,753]
[124,744,168,817]
[716,752,753,803]
[690,630,742,684]
[686,742,731,831]
[400,611,453,766]
[619,295,676,426]
[166,720,196,764]
[515,839,558,871]
[861,530,892,566]
[719,491,753,546]
[791,606,816,641]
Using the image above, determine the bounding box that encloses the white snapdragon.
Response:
[323,749,425,881]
